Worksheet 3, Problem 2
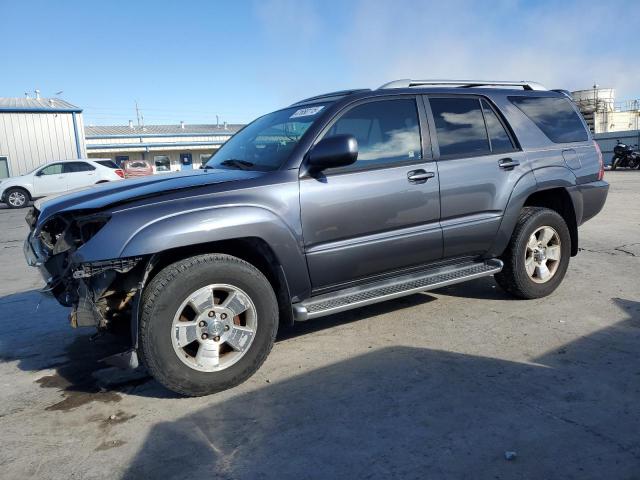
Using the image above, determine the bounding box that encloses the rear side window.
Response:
[64,162,95,173]
[95,160,118,168]
[509,96,588,143]
[323,98,422,170]
[481,100,516,154]
[429,97,490,157]
[128,161,149,168]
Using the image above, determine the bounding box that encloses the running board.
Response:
[293,259,503,321]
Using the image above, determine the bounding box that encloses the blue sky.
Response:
[1,0,638,125]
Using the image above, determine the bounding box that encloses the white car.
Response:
[0,159,125,208]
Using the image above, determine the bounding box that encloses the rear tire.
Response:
[5,187,30,208]
[138,254,278,396]
[495,207,571,299]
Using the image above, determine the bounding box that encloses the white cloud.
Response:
[339,0,640,100]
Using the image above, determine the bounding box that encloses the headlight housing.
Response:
[39,213,111,255]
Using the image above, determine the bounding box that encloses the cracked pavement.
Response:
[0,172,638,479]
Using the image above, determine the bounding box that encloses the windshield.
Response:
[205,104,327,171]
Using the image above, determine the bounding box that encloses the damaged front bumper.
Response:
[23,208,147,334]
[24,232,56,293]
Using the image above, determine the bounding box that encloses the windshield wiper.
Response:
[219,159,255,170]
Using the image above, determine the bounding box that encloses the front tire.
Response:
[495,207,571,299]
[5,187,30,208]
[139,254,278,396]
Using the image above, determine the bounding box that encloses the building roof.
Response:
[0,97,82,113]
[85,123,244,138]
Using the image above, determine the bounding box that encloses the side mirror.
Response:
[307,134,358,172]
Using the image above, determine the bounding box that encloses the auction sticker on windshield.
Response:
[290,106,324,118]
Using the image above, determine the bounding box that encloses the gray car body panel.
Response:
[66,169,312,300]
[29,86,609,308]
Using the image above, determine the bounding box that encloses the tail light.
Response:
[115,169,125,178]
[593,140,604,180]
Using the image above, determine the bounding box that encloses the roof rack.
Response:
[291,89,371,106]
[378,79,547,91]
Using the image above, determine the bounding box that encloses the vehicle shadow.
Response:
[431,275,512,301]
[120,298,640,479]
[0,289,173,401]
[278,292,437,340]
[0,289,437,402]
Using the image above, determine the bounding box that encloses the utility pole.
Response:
[592,83,599,133]
[135,101,141,127]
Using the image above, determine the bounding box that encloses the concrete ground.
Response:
[0,172,638,480]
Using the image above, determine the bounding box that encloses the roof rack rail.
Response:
[291,89,371,106]
[378,79,547,91]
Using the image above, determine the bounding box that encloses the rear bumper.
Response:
[574,180,609,225]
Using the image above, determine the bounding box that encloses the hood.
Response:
[36,168,264,224]
[1,173,29,187]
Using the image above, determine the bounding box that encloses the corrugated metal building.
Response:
[85,123,243,172]
[0,97,86,178]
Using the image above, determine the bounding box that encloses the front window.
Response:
[199,153,212,166]
[38,164,64,176]
[321,98,422,170]
[205,105,327,171]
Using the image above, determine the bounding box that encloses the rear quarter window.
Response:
[509,96,588,143]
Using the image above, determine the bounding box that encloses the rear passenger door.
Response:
[426,95,527,258]
[64,161,97,190]
[300,96,442,291]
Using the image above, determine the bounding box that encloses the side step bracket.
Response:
[292,259,503,321]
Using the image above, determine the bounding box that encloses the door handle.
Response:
[407,170,435,182]
[498,158,520,169]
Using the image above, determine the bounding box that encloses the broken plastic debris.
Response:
[504,451,517,461]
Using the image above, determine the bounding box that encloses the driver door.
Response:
[32,163,68,196]
[299,97,442,292]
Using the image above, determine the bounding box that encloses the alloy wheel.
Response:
[8,191,26,207]
[524,226,561,284]
[171,283,258,372]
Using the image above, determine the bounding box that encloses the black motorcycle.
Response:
[611,140,640,170]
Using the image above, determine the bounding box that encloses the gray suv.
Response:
[24,79,609,396]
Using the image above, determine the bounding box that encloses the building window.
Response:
[0,157,9,179]
[154,155,171,172]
